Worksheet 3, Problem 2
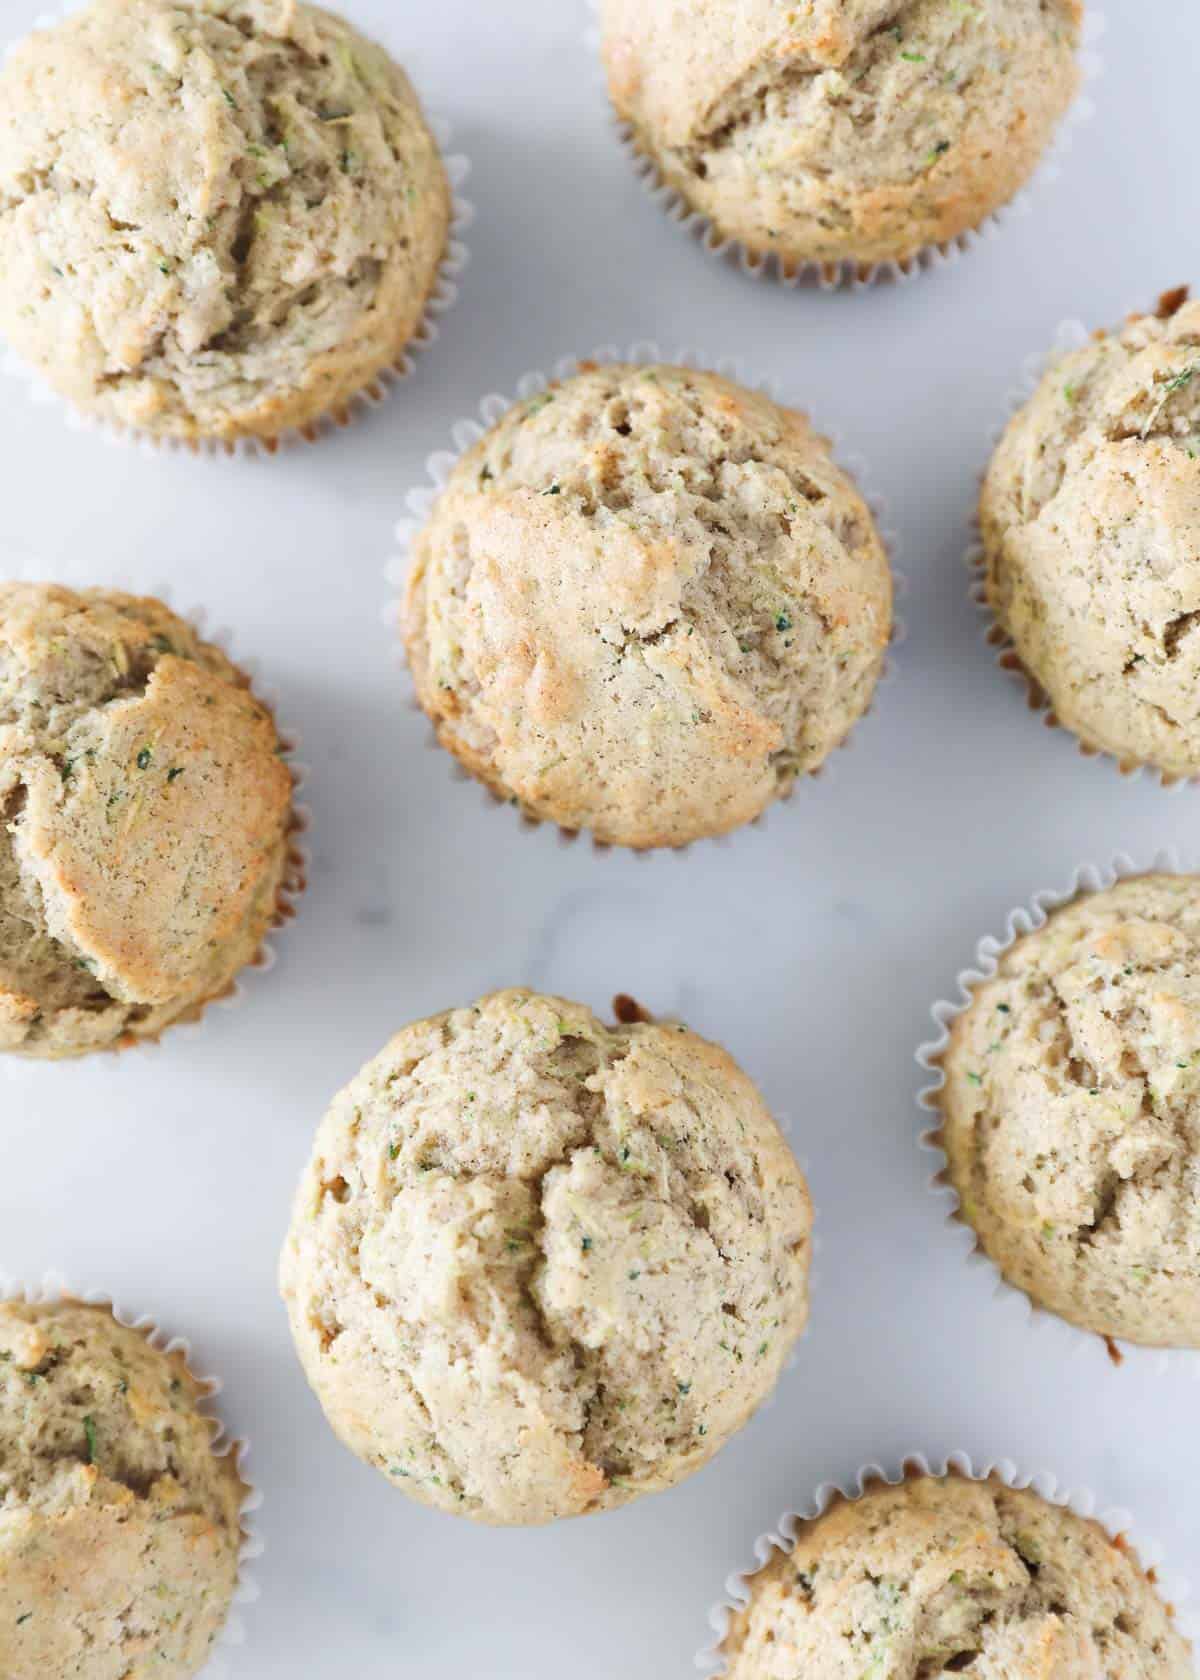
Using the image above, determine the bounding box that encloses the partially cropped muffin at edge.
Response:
[0,0,450,443]
[279,989,812,1525]
[722,1474,1192,1678]
[982,287,1200,779]
[0,583,294,1059]
[0,1299,247,1680]
[600,0,1084,273]
[939,874,1200,1349]
[403,363,892,849]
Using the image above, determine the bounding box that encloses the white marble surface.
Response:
[2,2,1198,1675]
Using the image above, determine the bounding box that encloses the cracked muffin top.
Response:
[600,0,1083,271]
[402,364,892,850]
[939,874,1200,1348]
[0,1298,246,1680]
[279,989,812,1525]
[981,289,1200,779]
[0,582,293,1059]
[722,1474,1192,1679]
[0,0,449,443]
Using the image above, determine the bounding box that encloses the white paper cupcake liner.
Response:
[384,342,906,857]
[0,553,310,1075]
[917,850,1200,1379]
[0,6,474,458]
[969,306,1199,791]
[585,3,1106,292]
[698,1450,1198,1675]
[0,1272,263,1678]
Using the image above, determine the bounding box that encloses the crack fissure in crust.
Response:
[0,785,129,1028]
[751,1479,1180,1674]
[2,1340,192,1508]
[676,4,979,183]
[326,1019,753,1512]
[0,633,157,732]
[968,953,1197,1261]
[995,1507,1118,1656]
[383,1354,472,1507]
[328,1028,634,1510]
[3,19,394,385]
[0,645,179,1034]
[455,387,881,772]
[1023,361,1200,531]
[1077,1166,1123,1249]
[0,600,296,1061]
[1163,610,1200,660]
[615,616,682,654]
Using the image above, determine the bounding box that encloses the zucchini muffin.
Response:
[0,1298,247,1680]
[722,1473,1192,1677]
[600,0,1084,273]
[403,363,892,849]
[939,874,1200,1349]
[279,988,812,1526]
[0,583,294,1059]
[0,0,450,444]
[981,288,1200,779]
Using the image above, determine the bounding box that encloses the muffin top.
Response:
[601,0,1083,268]
[0,0,449,441]
[0,583,293,1058]
[404,363,891,849]
[982,290,1200,778]
[280,989,812,1526]
[940,874,1200,1348]
[723,1474,1191,1679]
[0,1299,246,1680]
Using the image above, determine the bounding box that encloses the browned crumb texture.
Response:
[601,0,1082,270]
[0,0,450,442]
[723,1474,1191,1678]
[981,291,1200,779]
[280,989,812,1525]
[939,875,1200,1349]
[403,363,891,850]
[0,582,293,1058]
[0,1299,246,1680]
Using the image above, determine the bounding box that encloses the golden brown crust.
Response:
[601,0,1083,270]
[280,989,812,1525]
[0,0,450,442]
[937,875,1200,1349]
[0,583,294,1058]
[0,1300,247,1680]
[981,296,1200,779]
[723,1472,1191,1678]
[403,364,891,849]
